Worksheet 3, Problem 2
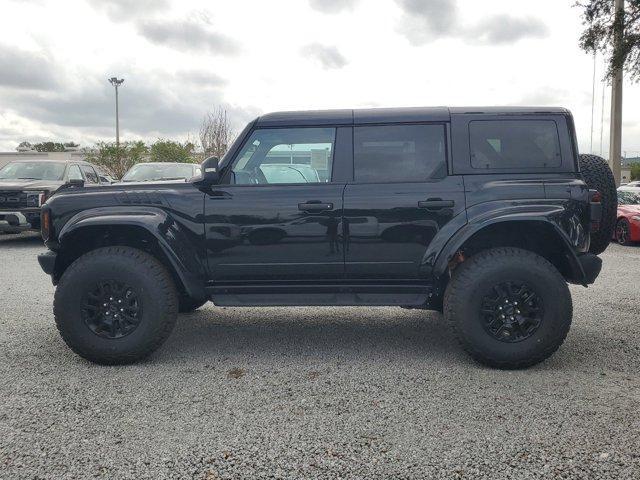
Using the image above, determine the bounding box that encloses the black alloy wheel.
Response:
[82,280,142,339]
[480,281,543,343]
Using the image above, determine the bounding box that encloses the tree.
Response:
[149,139,198,163]
[33,142,66,152]
[578,0,640,81]
[199,107,235,159]
[84,141,148,179]
[16,141,33,152]
[630,162,640,180]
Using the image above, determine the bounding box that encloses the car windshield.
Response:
[122,164,194,182]
[0,161,66,181]
[618,191,640,205]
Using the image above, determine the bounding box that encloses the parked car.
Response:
[38,107,616,369]
[120,162,201,183]
[613,188,640,245]
[0,159,103,233]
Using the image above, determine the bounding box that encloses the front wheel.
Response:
[444,247,572,369]
[54,246,179,365]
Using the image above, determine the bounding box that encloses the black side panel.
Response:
[343,176,466,279]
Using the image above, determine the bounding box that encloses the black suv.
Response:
[37,107,617,368]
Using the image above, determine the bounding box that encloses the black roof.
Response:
[255,106,570,127]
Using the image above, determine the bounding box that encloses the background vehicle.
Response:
[38,107,615,369]
[120,162,201,183]
[0,159,102,233]
[614,188,640,245]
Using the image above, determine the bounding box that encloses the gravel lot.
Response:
[0,232,638,479]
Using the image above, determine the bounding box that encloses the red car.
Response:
[614,188,640,245]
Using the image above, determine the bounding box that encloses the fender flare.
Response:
[429,212,588,286]
[57,206,206,300]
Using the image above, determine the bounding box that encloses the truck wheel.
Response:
[178,295,207,313]
[444,247,572,369]
[578,154,617,255]
[53,246,178,365]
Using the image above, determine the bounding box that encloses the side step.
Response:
[207,283,432,307]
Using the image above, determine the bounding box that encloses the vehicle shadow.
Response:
[159,306,467,366]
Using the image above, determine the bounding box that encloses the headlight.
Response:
[632,215,640,222]
[24,190,47,207]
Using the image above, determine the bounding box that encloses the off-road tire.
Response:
[578,154,617,255]
[54,246,178,365]
[178,295,207,313]
[444,247,572,369]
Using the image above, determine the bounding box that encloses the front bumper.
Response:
[577,253,602,285]
[0,211,36,233]
[38,251,57,276]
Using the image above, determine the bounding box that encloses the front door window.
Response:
[230,128,335,184]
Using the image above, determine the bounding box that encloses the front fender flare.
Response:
[57,206,205,300]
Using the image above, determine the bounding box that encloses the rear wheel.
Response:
[578,154,617,255]
[444,247,572,369]
[54,246,178,365]
[615,218,633,246]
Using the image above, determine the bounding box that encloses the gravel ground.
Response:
[0,232,638,479]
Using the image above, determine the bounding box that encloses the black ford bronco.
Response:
[37,107,617,368]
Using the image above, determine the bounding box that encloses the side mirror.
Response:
[197,156,220,186]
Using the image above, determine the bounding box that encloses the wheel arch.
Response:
[52,208,206,301]
[433,218,588,288]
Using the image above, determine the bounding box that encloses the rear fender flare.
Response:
[428,209,587,286]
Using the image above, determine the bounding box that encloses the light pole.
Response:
[608,0,624,186]
[108,77,124,149]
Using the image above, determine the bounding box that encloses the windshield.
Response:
[618,191,640,205]
[0,161,66,181]
[122,164,195,182]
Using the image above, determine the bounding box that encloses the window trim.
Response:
[468,118,563,171]
[351,122,450,185]
[222,125,341,187]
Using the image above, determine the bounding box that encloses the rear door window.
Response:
[353,124,447,183]
[469,120,561,169]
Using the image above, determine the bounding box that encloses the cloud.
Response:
[87,0,169,21]
[394,0,548,46]
[137,19,240,56]
[301,43,348,69]
[176,70,226,88]
[308,0,359,14]
[469,15,549,45]
[0,45,58,91]
[395,0,458,44]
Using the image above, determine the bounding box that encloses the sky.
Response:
[1,0,639,157]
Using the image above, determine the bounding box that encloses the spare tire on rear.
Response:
[578,154,617,255]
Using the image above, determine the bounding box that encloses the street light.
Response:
[108,77,124,148]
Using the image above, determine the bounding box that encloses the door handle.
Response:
[298,201,333,211]
[418,199,454,210]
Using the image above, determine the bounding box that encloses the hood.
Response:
[0,178,65,191]
[116,179,189,186]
